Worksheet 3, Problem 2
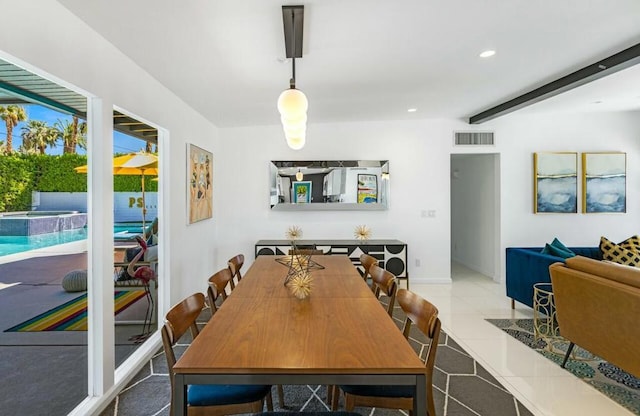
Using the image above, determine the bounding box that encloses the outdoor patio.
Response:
[0,250,154,415]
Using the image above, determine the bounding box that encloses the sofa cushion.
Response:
[600,236,640,267]
[619,235,640,253]
[541,238,575,258]
[542,243,575,259]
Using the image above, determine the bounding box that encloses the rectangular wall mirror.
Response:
[270,160,389,210]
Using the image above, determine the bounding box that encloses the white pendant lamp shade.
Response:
[296,169,304,181]
[277,88,308,117]
[278,88,308,150]
[286,134,306,150]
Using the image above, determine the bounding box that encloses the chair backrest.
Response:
[227,254,245,290]
[396,289,441,370]
[288,249,323,256]
[359,253,378,282]
[207,268,233,312]
[369,264,398,316]
[161,293,205,390]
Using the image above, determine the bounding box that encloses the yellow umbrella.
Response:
[75,152,159,228]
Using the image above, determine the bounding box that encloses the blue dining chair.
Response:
[332,289,441,416]
[161,292,274,415]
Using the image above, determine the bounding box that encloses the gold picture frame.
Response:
[582,152,626,213]
[533,152,577,213]
[187,143,213,223]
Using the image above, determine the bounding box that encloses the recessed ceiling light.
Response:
[407,108,417,113]
[593,100,603,104]
[479,50,496,58]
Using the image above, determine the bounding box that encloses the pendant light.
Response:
[278,5,307,150]
[296,168,304,181]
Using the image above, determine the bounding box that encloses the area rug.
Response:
[5,291,146,332]
[487,318,640,415]
[99,307,534,416]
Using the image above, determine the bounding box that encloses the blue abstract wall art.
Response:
[582,152,626,213]
[534,152,578,213]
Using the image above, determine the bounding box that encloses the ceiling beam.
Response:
[468,42,640,124]
[0,80,82,117]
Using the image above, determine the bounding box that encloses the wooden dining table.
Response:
[172,255,428,415]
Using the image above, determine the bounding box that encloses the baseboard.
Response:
[410,276,452,284]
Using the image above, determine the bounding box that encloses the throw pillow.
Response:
[542,243,575,259]
[619,235,640,253]
[541,238,576,258]
[599,236,640,267]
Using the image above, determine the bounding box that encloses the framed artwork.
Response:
[187,143,213,223]
[533,152,577,213]
[582,152,626,213]
[357,174,378,204]
[292,181,312,204]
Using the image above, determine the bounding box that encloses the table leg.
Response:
[415,373,427,416]
[174,374,187,416]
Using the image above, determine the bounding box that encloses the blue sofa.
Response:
[505,246,602,308]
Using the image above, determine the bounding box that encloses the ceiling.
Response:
[0,60,158,143]
[57,0,640,127]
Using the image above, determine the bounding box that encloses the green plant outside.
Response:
[0,154,158,211]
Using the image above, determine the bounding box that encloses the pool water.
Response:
[0,222,147,257]
[0,228,88,257]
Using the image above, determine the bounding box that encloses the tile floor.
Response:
[410,263,634,416]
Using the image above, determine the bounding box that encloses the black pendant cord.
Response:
[289,57,296,89]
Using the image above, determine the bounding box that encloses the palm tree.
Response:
[0,105,27,154]
[55,115,87,154]
[21,120,58,154]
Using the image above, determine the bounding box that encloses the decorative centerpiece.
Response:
[275,226,323,299]
[288,269,313,300]
[354,225,372,241]
[285,225,303,241]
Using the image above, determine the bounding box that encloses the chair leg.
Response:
[330,386,340,411]
[511,298,515,309]
[344,393,355,411]
[561,342,575,368]
[277,384,285,408]
[326,384,332,405]
[266,389,274,411]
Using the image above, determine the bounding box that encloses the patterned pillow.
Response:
[619,235,640,253]
[599,236,640,267]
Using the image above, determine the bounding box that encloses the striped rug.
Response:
[5,291,146,332]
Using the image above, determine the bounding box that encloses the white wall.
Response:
[0,0,220,300]
[218,120,454,283]
[451,154,498,278]
[490,111,640,281]
[218,111,640,284]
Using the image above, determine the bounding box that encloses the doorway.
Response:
[450,153,500,281]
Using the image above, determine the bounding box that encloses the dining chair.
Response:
[227,254,245,290]
[161,292,274,415]
[359,253,378,287]
[369,264,398,316]
[206,268,233,313]
[332,288,441,416]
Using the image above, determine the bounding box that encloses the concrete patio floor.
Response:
[0,250,154,415]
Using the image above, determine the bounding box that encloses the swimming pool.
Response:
[0,228,88,257]
[0,222,147,257]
